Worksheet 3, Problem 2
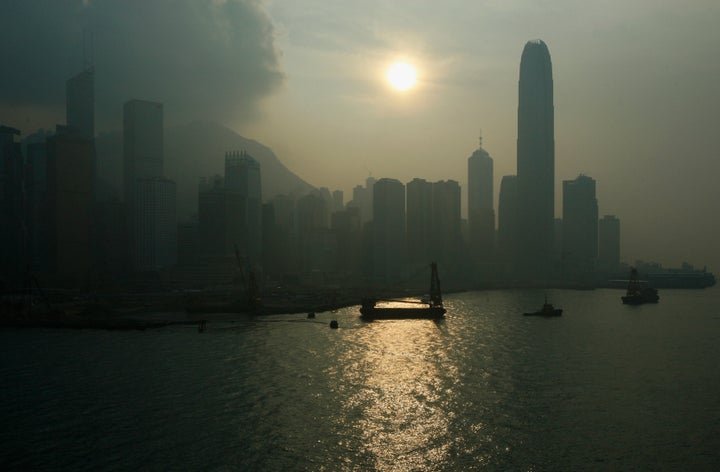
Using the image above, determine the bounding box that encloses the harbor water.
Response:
[2,288,720,470]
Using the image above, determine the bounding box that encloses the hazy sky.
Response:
[1,0,719,270]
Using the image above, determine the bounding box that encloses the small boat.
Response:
[621,268,659,305]
[523,296,562,317]
[360,262,446,320]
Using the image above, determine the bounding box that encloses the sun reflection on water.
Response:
[334,318,458,470]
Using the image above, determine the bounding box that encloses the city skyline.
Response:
[1,1,719,272]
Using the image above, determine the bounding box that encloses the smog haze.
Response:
[1,0,719,271]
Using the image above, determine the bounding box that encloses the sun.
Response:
[387,62,417,91]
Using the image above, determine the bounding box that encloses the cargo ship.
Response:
[646,270,716,289]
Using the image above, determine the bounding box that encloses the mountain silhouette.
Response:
[96,120,315,220]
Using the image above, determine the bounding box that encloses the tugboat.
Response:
[360,262,446,320]
[621,268,659,305]
[523,295,562,317]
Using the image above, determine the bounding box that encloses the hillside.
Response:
[96,121,315,220]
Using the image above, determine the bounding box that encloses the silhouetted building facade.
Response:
[224,151,262,265]
[331,190,344,214]
[123,100,163,206]
[262,202,291,276]
[46,126,95,286]
[406,178,433,264]
[66,68,94,139]
[94,197,126,282]
[0,125,25,281]
[372,178,405,280]
[598,215,621,274]
[123,100,176,272]
[25,137,49,273]
[497,175,518,269]
[516,39,555,277]
[296,193,331,274]
[296,193,328,234]
[562,175,598,279]
[468,141,494,266]
[135,177,177,271]
[431,180,462,271]
[177,221,200,266]
[331,206,362,275]
[349,176,376,224]
[198,178,242,258]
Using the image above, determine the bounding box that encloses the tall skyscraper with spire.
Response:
[468,134,494,266]
[516,39,555,276]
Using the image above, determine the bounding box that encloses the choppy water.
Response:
[2,288,720,471]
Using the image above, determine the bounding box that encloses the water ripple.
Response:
[2,288,720,470]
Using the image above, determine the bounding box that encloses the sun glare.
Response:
[387,62,417,91]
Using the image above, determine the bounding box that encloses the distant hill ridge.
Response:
[95,120,315,220]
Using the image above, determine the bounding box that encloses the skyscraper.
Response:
[598,215,621,274]
[0,125,25,280]
[198,176,243,257]
[46,126,95,286]
[431,180,462,270]
[468,139,494,265]
[123,99,175,272]
[136,177,177,271]
[66,68,94,139]
[224,150,262,264]
[497,175,518,265]
[123,100,164,208]
[372,178,405,280]
[562,175,598,278]
[516,39,555,276]
[331,190,344,214]
[406,178,433,264]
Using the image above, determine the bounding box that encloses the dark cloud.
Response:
[0,0,284,129]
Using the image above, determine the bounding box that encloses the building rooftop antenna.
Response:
[478,128,483,148]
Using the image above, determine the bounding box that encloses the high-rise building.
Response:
[198,177,244,257]
[498,175,518,266]
[66,68,94,139]
[562,175,598,278]
[267,194,297,274]
[0,125,25,281]
[332,190,344,214]
[46,126,95,286]
[331,206,362,275]
[223,150,262,265]
[598,215,621,274]
[372,178,405,280]
[135,177,177,271]
[295,193,331,274]
[25,138,49,273]
[296,193,328,234]
[123,100,164,208]
[406,178,433,264]
[123,99,175,272]
[270,194,295,234]
[468,139,494,264]
[431,180,462,270]
[516,39,555,276]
